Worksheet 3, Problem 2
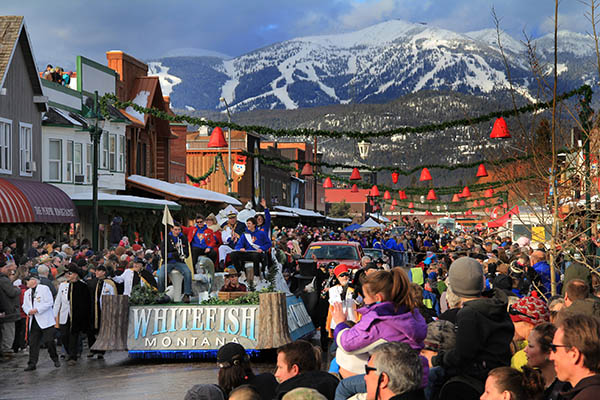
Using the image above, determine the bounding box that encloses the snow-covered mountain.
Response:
[147,20,597,112]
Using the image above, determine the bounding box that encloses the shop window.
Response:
[118,135,125,172]
[65,140,73,182]
[74,142,83,179]
[48,139,61,181]
[19,123,32,176]
[86,144,92,183]
[109,134,116,171]
[0,118,11,173]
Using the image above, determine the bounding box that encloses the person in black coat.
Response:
[60,264,92,365]
[109,216,123,247]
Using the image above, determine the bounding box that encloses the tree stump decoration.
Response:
[90,295,129,351]
[256,292,292,349]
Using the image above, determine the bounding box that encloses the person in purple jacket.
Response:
[230,217,272,285]
[331,268,428,400]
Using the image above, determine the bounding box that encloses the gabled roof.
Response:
[0,16,45,111]
[121,76,164,127]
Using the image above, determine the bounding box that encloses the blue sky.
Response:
[3,0,588,69]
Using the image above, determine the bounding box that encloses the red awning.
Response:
[488,206,519,228]
[0,178,78,223]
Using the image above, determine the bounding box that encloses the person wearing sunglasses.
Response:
[523,322,571,399]
[549,314,600,399]
[327,264,358,338]
[364,342,425,400]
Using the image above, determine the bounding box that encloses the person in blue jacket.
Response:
[230,217,272,285]
[256,198,271,237]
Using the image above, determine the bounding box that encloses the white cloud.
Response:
[338,0,402,29]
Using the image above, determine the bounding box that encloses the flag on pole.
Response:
[162,204,174,226]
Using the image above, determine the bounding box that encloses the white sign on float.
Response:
[127,295,316,351]
[128,305,259,350]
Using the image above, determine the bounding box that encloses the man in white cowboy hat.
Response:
[218,210,246,269]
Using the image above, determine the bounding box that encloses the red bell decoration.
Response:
[350,168,361,180]
[490,117,511,139]
[301,163,313,176]
[398,190,407,200]
[503,203,508,208]
[408,202,414,209]
[391,199,398,206]
[383,190,391,200]
[484,188,494,198]
[351,184,358,193]
[370,185,380,197]
[461,186,471,198]
[390,205,396,211]
[472,200,478,208]
[478,199,485,206]
[466,209,473,215]
[323,177,333,188]
[410,209,414,214]
[425,210,433,216]
[452,193,460,202]
[485,207,490,213]
[419,167,432,181]
[476,164,488,178]
[426,189,437,201]
[207,127,227,147]
[391,172,399,184]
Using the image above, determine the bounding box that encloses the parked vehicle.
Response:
[303,241,364,269]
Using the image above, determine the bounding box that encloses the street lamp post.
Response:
[219,97,233,194]
[84,91,104,251]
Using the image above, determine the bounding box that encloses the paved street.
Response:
[0,350,277,400]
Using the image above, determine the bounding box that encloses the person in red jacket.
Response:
[183,215,217,268]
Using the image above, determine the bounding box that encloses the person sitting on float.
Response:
[220,267,247,292]
[230,217,272,285]
[331,267,428,400]
[256,198,271,237]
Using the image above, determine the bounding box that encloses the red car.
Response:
[303,241,364,269]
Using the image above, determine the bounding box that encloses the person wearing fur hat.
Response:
[431,257,514,395]
[53,264,91,366]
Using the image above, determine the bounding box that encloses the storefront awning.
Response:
[488,206,520,228]
[0,178,79,223]
[70,193,181,211]
[126,175,242,206]
[274,205,324,218]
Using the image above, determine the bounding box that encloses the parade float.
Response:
[90,290,314,358]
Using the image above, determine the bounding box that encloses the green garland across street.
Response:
[99,85,591,139]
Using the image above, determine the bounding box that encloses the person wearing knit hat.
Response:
[509,296,549,371]
[431,257,514,385]
[184,384,225,400]
[448,257,484,298]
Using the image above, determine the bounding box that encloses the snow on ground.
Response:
[148,62,182,97]
[125,90,150,123]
